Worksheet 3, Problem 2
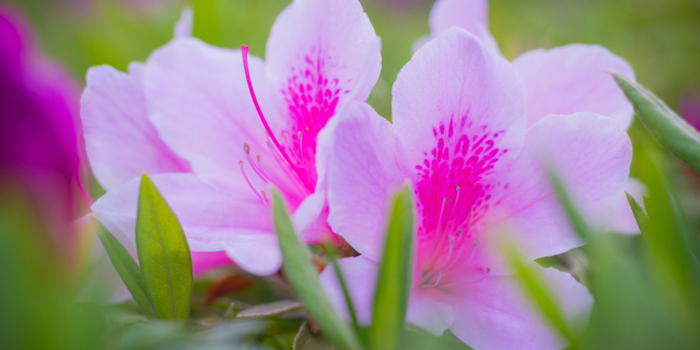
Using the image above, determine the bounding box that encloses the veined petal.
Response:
[326,103,406,261]
[513,44,635,129]
[264,0,382,190]
[392,28,526,171]
[429,0,499,54]
[482,113,632,273]
[144,38,294,195]
[266,0,381,112]
[449,266,592,350]
[406,288,455,336]
[91,173,278,275]
[80,65,189,190]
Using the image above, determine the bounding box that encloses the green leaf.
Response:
[92,217,157,319]
[271,190,362,350]
[369,185,414,350]
[136,174,193,320]
[236,300,302,318]
[550,173,593,241]
[626,193,649,236]
[613,73,700,173]
[503,245,574,343]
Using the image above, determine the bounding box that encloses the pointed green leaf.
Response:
[369,185,414,350]
[626,192,649,236]
[271,190,362,350]
[92,217,157,318]
[136,174,193,320]
[503,244,574,343]
[236,300,302,318]
[613,73,700,173]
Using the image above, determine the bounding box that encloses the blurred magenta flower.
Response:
[83,0,381,276]
[0,6,84,258]
[321,29,632,350]
[426,0,641,234]
[680,89,700,131]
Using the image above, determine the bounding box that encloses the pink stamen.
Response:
[241,45,314,192]
[255,152,273,183]
[244,143,269,183]
[421,270,443,288]
[267,141,308,194]
[239,160,265,203]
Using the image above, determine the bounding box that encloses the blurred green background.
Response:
[9,0,700,120]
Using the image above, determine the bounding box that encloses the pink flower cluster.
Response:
[82,0,639,349]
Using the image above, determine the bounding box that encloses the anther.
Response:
[244,142,251,155]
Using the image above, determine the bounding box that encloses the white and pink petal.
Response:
[449,266,592,350]
[481,113,632,273]
[513,44,635,129]
[80,65,189,190]
[429,0,499,54]
[326,103,407,261]
[392,28,526,171]
[91,173,279,275]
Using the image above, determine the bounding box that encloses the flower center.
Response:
[240,45,342,203]
[414,114,508,288]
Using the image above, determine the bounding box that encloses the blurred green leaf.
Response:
[271,190,362,350]
[237,300,302,318]
[626,193,649,236]
[550,173,594,241]
[293,321,336,350]
[136,174,193,320]
[503,245,574,344]
[613,73,700,173]
[92,217,157,319]
[330,258,362,338]
[369,185,414,350]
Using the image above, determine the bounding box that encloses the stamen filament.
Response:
[239,160,265,203]
[241,45,314,192]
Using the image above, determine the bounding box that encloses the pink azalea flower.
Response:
[0,6,85,259]
[320,28,632,350]
[427,0,642,234]
[83,0,380,275]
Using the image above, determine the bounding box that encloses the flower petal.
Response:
[266,0,381,115]
[429,0,499,54]
[513,44,635,129]
[80,65,189,190]
[611,177,646,235]
[326,103,406,260]
[91,173,279,275]
[173,7,193,38]
[406,289,455,336]
[483,113,632,273]
[319,256,378,325]
[144,38,292,192]
[191,251,233,276]
[449,266,593,350]
[392,28,526,169]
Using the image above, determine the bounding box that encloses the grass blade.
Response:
[369,185,414,350]
[92,217,157,318]
[271,190,362,350]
